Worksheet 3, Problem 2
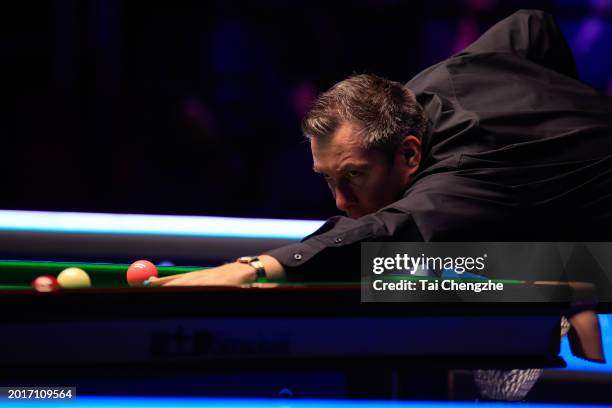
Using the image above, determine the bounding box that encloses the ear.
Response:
[398,135,421,176]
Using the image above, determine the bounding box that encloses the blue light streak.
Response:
[0,210,324,240]
[0,396,608,408]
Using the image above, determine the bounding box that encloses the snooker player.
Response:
[156,9,612,287]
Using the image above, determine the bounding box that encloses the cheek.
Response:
[366,172,403,204]
[357,182,387,207]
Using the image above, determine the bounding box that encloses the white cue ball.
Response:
[57,267,92,288]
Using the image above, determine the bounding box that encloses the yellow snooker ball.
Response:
[57,267,92,288]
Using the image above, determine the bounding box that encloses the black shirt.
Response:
[266,10,612,282]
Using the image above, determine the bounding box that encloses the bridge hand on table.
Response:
[152,262,257,286]
[149,255,285,286]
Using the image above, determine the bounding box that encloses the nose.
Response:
[334,184,356,213]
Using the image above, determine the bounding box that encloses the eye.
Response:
[347,170,361,178]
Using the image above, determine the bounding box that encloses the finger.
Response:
[162,275,199,286]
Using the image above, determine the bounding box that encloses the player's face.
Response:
[311,122,420,219]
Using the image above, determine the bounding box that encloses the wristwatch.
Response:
[236,256,267,282]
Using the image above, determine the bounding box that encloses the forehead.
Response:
[311,122,372,171]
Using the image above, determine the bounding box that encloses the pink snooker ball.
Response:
[32,275,60,292]
[127,260,158,287]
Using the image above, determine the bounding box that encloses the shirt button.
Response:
[334,237,343,244]
[293,253,303,261]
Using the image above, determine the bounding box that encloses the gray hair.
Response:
[302,74,428,152]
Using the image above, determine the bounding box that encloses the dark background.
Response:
[3,0,611,220]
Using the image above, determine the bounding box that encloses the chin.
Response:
[346,209,369,219]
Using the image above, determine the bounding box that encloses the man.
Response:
[158,9,612,287]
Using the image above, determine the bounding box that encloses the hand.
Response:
[152,262,257,287]
[149,255,286,287]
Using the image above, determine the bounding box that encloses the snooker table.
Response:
[0,260,602,400]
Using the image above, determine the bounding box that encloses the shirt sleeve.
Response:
[265,207,423,281]
[461,9,578,79]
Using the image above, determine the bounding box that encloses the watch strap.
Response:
[236,256,267,282]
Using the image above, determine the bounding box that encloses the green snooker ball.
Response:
[57,267,92,288]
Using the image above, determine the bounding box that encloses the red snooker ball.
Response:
[32,275,60,292]
[127,260,158,287]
